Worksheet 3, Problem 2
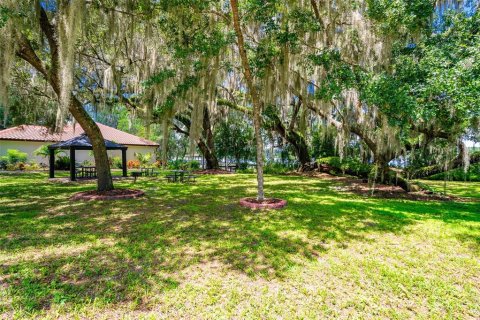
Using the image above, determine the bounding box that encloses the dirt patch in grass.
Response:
[70,189,145,201]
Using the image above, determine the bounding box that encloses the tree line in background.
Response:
[0,0,479,198]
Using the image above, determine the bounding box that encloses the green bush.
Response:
[167,159,185,170]
[14,162,26,171]
[317,156,372,178]
[238,162,250,170]
[263,162,291,175]
[317,157,342,169]
[237,168,255,174]
[55,156,71,170]
[110,156,123,169]
[25,163,40,171]
[343,158,372,178]
[135,152,152,166]
[6,149,28,164]
[0,156,7,170]
[166,160,200,170]
[187,160,200,170]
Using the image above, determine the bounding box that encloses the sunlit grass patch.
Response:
[0,172,479,319]
[418,180,480,199]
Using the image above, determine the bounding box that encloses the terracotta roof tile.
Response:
[0,123,159,147]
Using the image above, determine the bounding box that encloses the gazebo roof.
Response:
[48,134,127,150]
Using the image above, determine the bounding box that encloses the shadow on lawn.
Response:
[0,173,479,314]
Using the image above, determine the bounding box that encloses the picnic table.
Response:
[165,170,197,183]
[76,166,97,179]
[130,167,160,182]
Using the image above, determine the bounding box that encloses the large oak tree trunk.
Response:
[15,8,114,191]
[198,141,220,169]
[231,0,265,200]
[201,105,220,169]
[173,106,220,170]
[70,99,114,191]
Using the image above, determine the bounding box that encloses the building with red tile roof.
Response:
[0,123,159,165]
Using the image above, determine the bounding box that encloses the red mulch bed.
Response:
[70,189,145,201]
[193,169,234,175]
[239,197,287,209]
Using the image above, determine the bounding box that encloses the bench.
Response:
[165,175,176,182]
[141,167,160,177]
[182,175,197,183]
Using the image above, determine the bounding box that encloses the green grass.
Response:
[0,172,479,319]
[418,179,480,199]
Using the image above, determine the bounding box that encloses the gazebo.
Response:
[48,134,128,181]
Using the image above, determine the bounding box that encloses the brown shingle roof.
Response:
[0,123,159,147]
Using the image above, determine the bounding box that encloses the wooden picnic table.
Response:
[76,166,97,179]
[165,170,198,183]
[168,170,187,182]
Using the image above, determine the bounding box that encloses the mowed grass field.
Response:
[419,179,480,199]
[0,172,479,319]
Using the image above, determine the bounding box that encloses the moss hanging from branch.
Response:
[56,0,85,129]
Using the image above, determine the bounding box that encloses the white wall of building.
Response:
[0,140,52,165]
[0,140,157,165]
[74,146,158,164]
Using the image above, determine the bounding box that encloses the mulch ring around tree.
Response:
[239,197,287,209]
[70,189,145,201]
[193,169,234,175]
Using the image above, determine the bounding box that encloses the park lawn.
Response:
[0,173,479,319]
[418,180,480,199]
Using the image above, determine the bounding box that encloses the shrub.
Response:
[263,162,291,175]
[237,168,255,174]
[134,152,152,166]
[318,156,372,178]
[167,160,201,170]
[187,160,200,170]
[238,162,250,170]
[0,156,7,170]
[25,163,40,171]
[55,156,71,170]
[14,162,26,171]
[167,159,185,170]
[343,158,372,178]
[127,160,140,169]
[110,157,123,169]
[6,149,28,164]
[153,160,163,168]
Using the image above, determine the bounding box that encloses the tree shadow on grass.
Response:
[0,172,479,315]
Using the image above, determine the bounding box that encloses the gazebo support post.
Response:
[49,148,55,178]
[122,149,127,177]
[70,147,76,181]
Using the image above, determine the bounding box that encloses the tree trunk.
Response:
[70,99,114,191]
[15,15,114,191]
[173,107,220,169]
[231,0,265,200]
[285,130,310,165]
[201,105,220,169]
[198,140,219,169]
